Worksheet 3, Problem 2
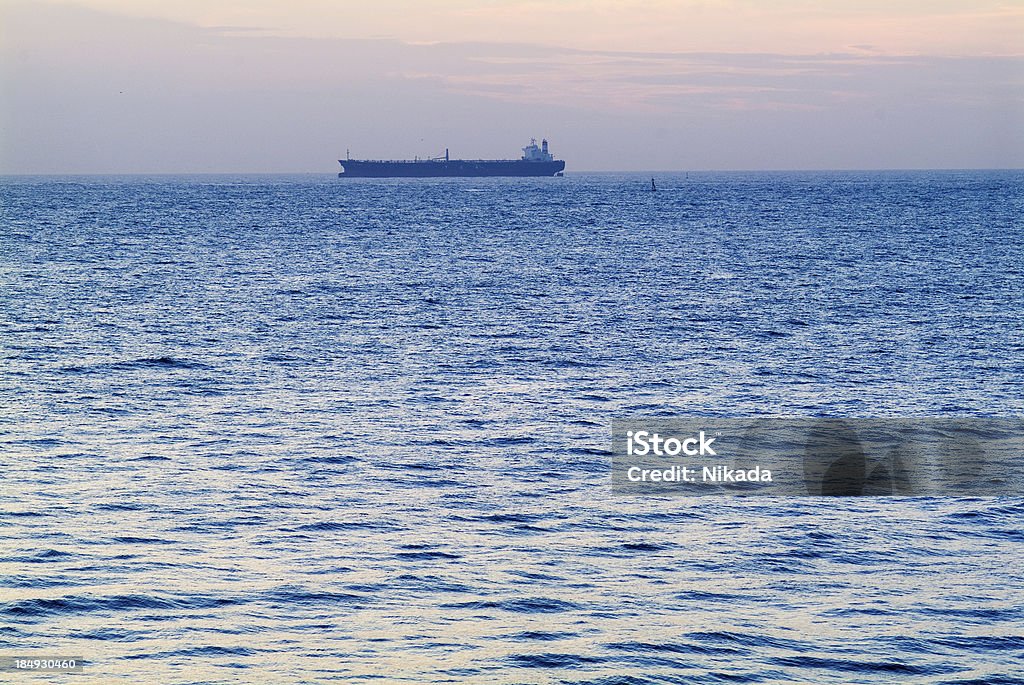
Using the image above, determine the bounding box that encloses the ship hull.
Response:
[338,159,565,178]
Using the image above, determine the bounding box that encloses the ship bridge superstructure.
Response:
[522,138,555,162]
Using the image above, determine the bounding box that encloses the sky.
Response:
[1,0,1022,172]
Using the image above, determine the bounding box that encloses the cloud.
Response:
[1,1,1022,172]
[402,46,1024,115]
[39,0,1024,55]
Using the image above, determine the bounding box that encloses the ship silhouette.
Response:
[338,139,565,178]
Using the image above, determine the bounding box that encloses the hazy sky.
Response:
[2,0,1022,172]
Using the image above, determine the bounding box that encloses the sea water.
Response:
[1,171,1022,683]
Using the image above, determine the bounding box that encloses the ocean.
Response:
[1,171,1022,683]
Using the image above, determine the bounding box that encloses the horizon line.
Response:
[2,167,1023,179]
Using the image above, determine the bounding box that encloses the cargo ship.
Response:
[337,139,565,178]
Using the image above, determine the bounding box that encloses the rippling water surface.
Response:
[1,172,1023,683]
